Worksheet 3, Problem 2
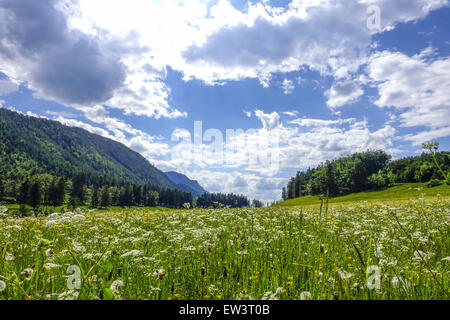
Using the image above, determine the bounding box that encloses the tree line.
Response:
[0,172,256,210]
[282,149,450,201]
[0,172,193,209]
[196,192,251,208]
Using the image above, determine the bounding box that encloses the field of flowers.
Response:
[0,197,448,300]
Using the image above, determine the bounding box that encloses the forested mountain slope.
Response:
[0,108,177,188]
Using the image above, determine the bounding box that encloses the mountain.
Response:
[165,171,207,197]
[0,108,177,189]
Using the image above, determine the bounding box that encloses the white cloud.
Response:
[290,118,356,127]
[325,81,364,108]
[54,116,115,140]
[367,48,450,143]
[102,61,187,119]
[255,110,281,130]
[180,0,447,84]
[281,79,295,94]
[283,110,299,117]
[0,78,19,95]
[243,110,252,118]
[70,0,448,89]
[404,127,450,146]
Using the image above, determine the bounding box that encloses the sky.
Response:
[0,0,449,202]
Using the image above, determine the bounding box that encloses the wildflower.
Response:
[337,269,354,280]
[71,215,85,222]
[120,250,144,259]
[44,263,61,270]
[45,248,54,257]
[44,220,57,228]
[0,280,6,292]
[300,291,312,300]
[413,250,434,261]
[21,268,34,280]
[5,252,14,261]
[442,257,450,262]
[110,280,124,292]
[262,287,284,300]
[58,290,79,300]
[154,269,166,280]
[391,276,409,289]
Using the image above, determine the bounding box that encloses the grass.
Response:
[274,183,450,208]
[0,194,448,300]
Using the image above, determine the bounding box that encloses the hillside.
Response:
[0,108,177,189]
[275,182,450,207]
[165,171,207,197]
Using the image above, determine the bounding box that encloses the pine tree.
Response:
[19,179,30,204]
[282,187,287,201]
[29,182,42,209]
[55,178,66,206]
[0,178,4,200]
[325,161,337,196]
[100,187,110,208]
[91,186,99,208]
[71,173,86,206]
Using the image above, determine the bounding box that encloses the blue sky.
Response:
[0,0,449,202]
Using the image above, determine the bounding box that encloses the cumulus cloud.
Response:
[233,176,249,189]
[255,110,281,130]
[0,0,186,119]
[0,0,127,105]
[0,77,18,95]
[367,48,450,143]
[325,81,364,108]
[181,0,447,84]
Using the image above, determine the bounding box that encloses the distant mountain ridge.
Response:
[0,108,178,189]
[165,171,207,197]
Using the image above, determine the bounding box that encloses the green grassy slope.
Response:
[274,183,450,207]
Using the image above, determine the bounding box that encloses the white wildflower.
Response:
[71,214,85,222]
[262,287,284,300]
[45,220,58,228]
[21,268,34,280]
[120,250,144,259]
[58,290,79,300]
[44,263,61,270]
[5,252,14,261]
[0,280,6,292]
[47,212,60,220]
[413,250,434,261]
[110,280,124,292]
[391,276,409,289]
[300,291,312,300]
[338,269,354,280]
[154,269,166,280]
[45,248,54,257]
